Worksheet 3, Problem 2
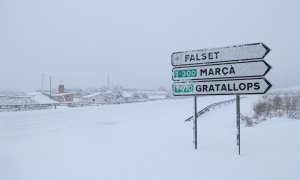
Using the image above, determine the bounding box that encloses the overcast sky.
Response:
[0,0,299,91]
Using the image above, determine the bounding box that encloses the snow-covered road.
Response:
[0,96,299,180]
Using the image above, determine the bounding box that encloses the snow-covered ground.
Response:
[0,96,299,180]
[27,92,57,104]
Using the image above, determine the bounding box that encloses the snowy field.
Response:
[0,96,299,180]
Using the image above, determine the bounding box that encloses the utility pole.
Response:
[42,74,44,91]
[50,76,52,99]
[107,73,110,90]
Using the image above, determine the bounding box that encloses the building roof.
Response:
[82,93,111,99]
[51,92,73,97]
[41,91,73,97]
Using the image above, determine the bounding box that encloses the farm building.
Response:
[81,93,114,104]
[51,92,74,102]
[41,85,74,103]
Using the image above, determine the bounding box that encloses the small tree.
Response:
[283,95,293,114]
[290,97,299,111]
[273,95,283,111]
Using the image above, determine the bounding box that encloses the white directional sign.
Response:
[171,43,272,152]
[171,43,270,66]
[172,60,271,81]
[173,78,272,96]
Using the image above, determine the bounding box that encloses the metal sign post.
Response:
[194,96,197,149]
[236,95,241,155]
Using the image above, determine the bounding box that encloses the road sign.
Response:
[171,43,270,66]
[172,43,272,153]
[172,60,271,81]
[173,78,272,96]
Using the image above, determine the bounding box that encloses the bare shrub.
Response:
[290,97,299,111]
[273,95,283,111]
[252,95,300,121]
[288,112,300,119]
[283,95,293,114]
[252,100,271,119]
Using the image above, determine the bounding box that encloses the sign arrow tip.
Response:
[261,43,271,58]
[262,60,272,76]
[264,78,272,94]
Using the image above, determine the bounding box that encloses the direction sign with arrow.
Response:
[171,42,272,153]
[172,60,271,81]
[171,43,270,66]
[173,78,272,96]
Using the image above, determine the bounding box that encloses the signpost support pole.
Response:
[236,95,241,155]
[194,96,197,150]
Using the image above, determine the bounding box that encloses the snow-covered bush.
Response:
[252,100,271,119]
[252,94,300,121]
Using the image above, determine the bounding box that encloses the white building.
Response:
[81,93,113,104]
